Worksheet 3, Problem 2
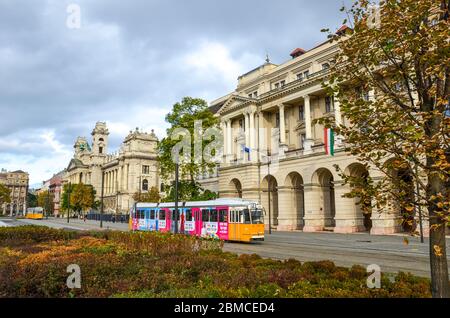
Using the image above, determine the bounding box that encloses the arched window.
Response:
[142,179,149,192]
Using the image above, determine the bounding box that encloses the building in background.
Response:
[64,122,160,214]
[200,26,418,235]
[0,169,29,216]
[38,170,66,217]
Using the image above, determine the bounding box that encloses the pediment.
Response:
[218,95,254,115]
[67,158,88,171]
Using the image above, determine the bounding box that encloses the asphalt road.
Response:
[2,217,449,278]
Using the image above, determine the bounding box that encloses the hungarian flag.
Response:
[324,128,335,156]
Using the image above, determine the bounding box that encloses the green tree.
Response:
[37,191,54,215]
[0,184,11,215]
[158,97,220,187]
[319,0,449,297]
[27,192,37,208]
[62,183,95,216]
[133,186,161,203]
[162,180,218,202]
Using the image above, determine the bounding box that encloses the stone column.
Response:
[221,121,227,162]
[333,182,366,233]
[276,186,299,231]
[244,112,250,148]
[303,183,325,232]
[227,119,233,161]
[257,112,265,159]
[279,104,286,145]
[108,172,111,194]
[303,95,314,151]
[333,94,342,127]
[249,111,255,152]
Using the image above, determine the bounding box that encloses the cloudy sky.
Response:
[0,0,349,186]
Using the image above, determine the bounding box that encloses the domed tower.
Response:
[74,137,90,158]
[91,122,109,155]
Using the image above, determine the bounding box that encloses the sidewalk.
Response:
[20,217,130,232]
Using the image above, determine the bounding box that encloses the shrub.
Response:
[0,226,435,298]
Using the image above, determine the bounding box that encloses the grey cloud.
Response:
[0,0,348,183]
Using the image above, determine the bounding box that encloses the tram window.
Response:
[150,210,155,219]
[219,209,228,223]
[171,209,180,220]
[138,210,145,219]
[159,211,166,220]
[185,209,193,221]
[202,209,210,222]
[243,209,251,224]
[251,209,264,224]
[210,210,218,222]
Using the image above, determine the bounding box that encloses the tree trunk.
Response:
[428,168,450,298]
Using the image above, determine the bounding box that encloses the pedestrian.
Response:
[112,215,116,223]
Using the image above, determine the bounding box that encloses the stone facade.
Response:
[201,30,418,235]
[64,122,160,214]
[38,170,66,217]
[0,169,29,216]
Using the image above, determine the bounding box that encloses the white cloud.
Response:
[182,40,259,85]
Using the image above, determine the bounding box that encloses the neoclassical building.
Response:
[0,169,29,216]
[64,122,160,214]
[202,28,409,235]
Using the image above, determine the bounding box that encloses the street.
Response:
[2,217,449,278]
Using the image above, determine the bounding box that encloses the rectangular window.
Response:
[304,70,309,78]
[159,210,166,220]
[210,210,218,222]
[219,209,228,222]
[274,83,280,89]
[150,210,155,219]
[185,209,193,221]
[325,96,333,113]
[243,209,251,224]
[280,80,286,87]
[142,165,150,174]
[239,119,244,130]
[202,209,210,222]
[297,73,303,81]
[299,105,304,120]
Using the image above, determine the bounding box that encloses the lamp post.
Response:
[67,182,71,224]
[267,152,272,235]
[100,170,104,229]
[174,161,179,234]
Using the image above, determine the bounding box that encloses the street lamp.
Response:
[174,161,179,234]
[100,170,105,228]
[67,182,71,224]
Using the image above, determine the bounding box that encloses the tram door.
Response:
[192,207,202,236]
[230,209,240,241]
